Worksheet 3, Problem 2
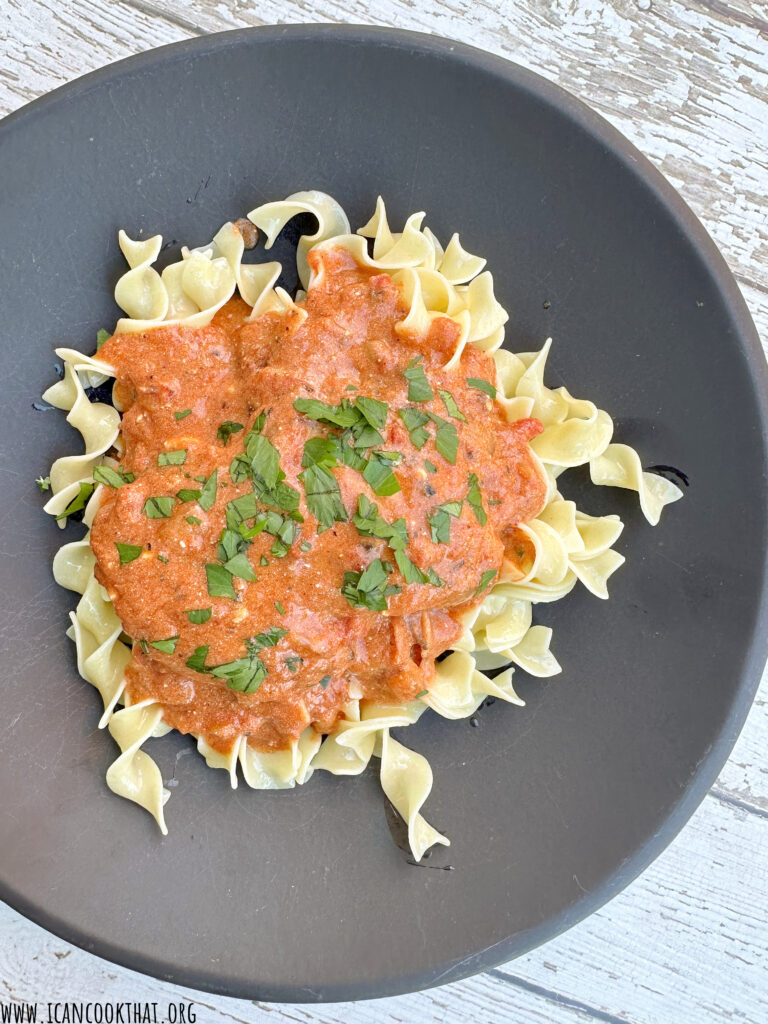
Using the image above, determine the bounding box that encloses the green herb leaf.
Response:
[425,567,445,587]
[225,492,259,528]
[398,407,430,449]
[217,421,244,445]
[300,462,347,530]
[142,495,174,519]
[211,656,267,694]
[427,413,459,465]
[229,453,251,483]
[404,356,434,402]
[186,515,202,526]
[35,475,51,493]
[149,636,179,654]
[466,377,497,400]
[437,388,466,421]
[424,459,438,474]
[427,500,462,544]
[185,645,210,671]
[55,481,95,520]
[415,689,428,699]
[93,465,134,488]
[157,554,169,564]
[248,410,267,436]
[285,656,303,672]
[275,601,285,614]
[354,396,388,431]
[177,488,202,503]
[246,627,288,653]
[115,542,143,564]
[353,495,408,550]
[475,569,497,596]
[341,558,393,611]
[224,552,258,582]
[206,562,237,599]
[96,328,111,349]
[198,469,218,511]
[174,409,192,421]
[318,675,331,690]
[293,397,360,428]
[345,384,358,392]
[270,517,300,557]
[338,433,367,470]
[363,451,402,496]
[300,541,312,552]
[185,608,212,624]
[394,549,429,585]
[302,436,340,469]
[466,473,487,526]
[260,555,269,567]
[157,449,187,467]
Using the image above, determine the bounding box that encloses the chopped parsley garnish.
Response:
[93,465,135,487]
[293,397,360,428]
[157,449,187,467]
[293,395,387,449]
[466,377,497,400]
[185,608,212,624]
[354,396,388,432]
[210,657,266,694]
[415,689,428,699]
[174,409,192,421]
[466,473,487,526]
[143,495,174,519]
[270,517,301,557]
[247,627,288,652]
[363,450,402,496]
[403,356,434,402]
[35,475,51,493]
[428,500,462,544]
[223,552,258,582]
[427,412,459,465]
[186,515,201,526]
[318,675,331,690]
[115,542,142,564]
[475,569,497,596]
[300,462,347,530]
[275,601,285,614]
[96,328,111,349]
[260,555,269,567]
[285,656,303,672]
[206,562,237,599]
[177,488,202,503]
[437,389,466,421]
[424,459,438,474]
[149,636,179,654]
[353,495,408,550]
[198,469,218,511]
[300,541,312,552]
[398,407,430,449]
[394,550,443,587]
[157,554,169,564]
[217,421,244,445]
[342,558,400,612]
[55,481,95,520]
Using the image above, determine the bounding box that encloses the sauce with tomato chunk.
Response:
[92,246,547,754]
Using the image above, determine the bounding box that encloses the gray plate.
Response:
[0,25,766,1003]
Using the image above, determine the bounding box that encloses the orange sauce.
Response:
[92,247,546,754]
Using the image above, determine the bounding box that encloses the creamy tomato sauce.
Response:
[92,247,546,754]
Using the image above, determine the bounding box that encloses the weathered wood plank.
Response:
[0,791,765,1023]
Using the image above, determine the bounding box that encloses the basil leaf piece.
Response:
[94,465,135,488]
[174,409,192,421]
[229,453,251,483]
[466,473,487,526]
[403,356,434,402]
[270,517,300,557]
[211,656,267,695]
[275,601,285,614]
[116,542,143,564]
[300,462,347,530]
[354,396,388,432]
[293,397,360,428]
[427,501,462,544]
[225,492,259,528]
[353,495,408,550]
[185,608,212,624]
[224,552,258,582]
[96,328,111,349]
[206,562,237,599]
[394,549,429,585]
[302,436,340,469]
[157,449,187,467]
[149,636,179,654]
[341,558,392,611]
[466,377,497,400]
[186,515,202,526]
[363,451,401,496]
[427,413,459,465]
[475,569,497,596]
[246,627,288,653]
[157,554,169,564]
[437,388,466,422]
[398,407,430,449]
[424,459,438,474]
[198,469,218,512]
[318,675,331,690]
[177,488,202,503]
[284,656,303,672]
[185,645,210,671]
[143,496,174,519]
[35,475,51,493]
[55,481,95,520]
[217,421,244,445]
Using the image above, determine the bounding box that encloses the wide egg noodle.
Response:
[42,192,682,861]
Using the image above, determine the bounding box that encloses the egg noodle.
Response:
[42,192,682,860]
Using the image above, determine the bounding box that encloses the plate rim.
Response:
[2,21,767,1003]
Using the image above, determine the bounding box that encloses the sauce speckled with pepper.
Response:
[91,247,547,754]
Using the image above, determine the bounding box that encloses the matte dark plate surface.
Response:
[1,25,766,1002]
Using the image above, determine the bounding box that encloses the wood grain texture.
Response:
[2,2,767,1023]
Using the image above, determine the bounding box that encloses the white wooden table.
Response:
[3,2,767,1021]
